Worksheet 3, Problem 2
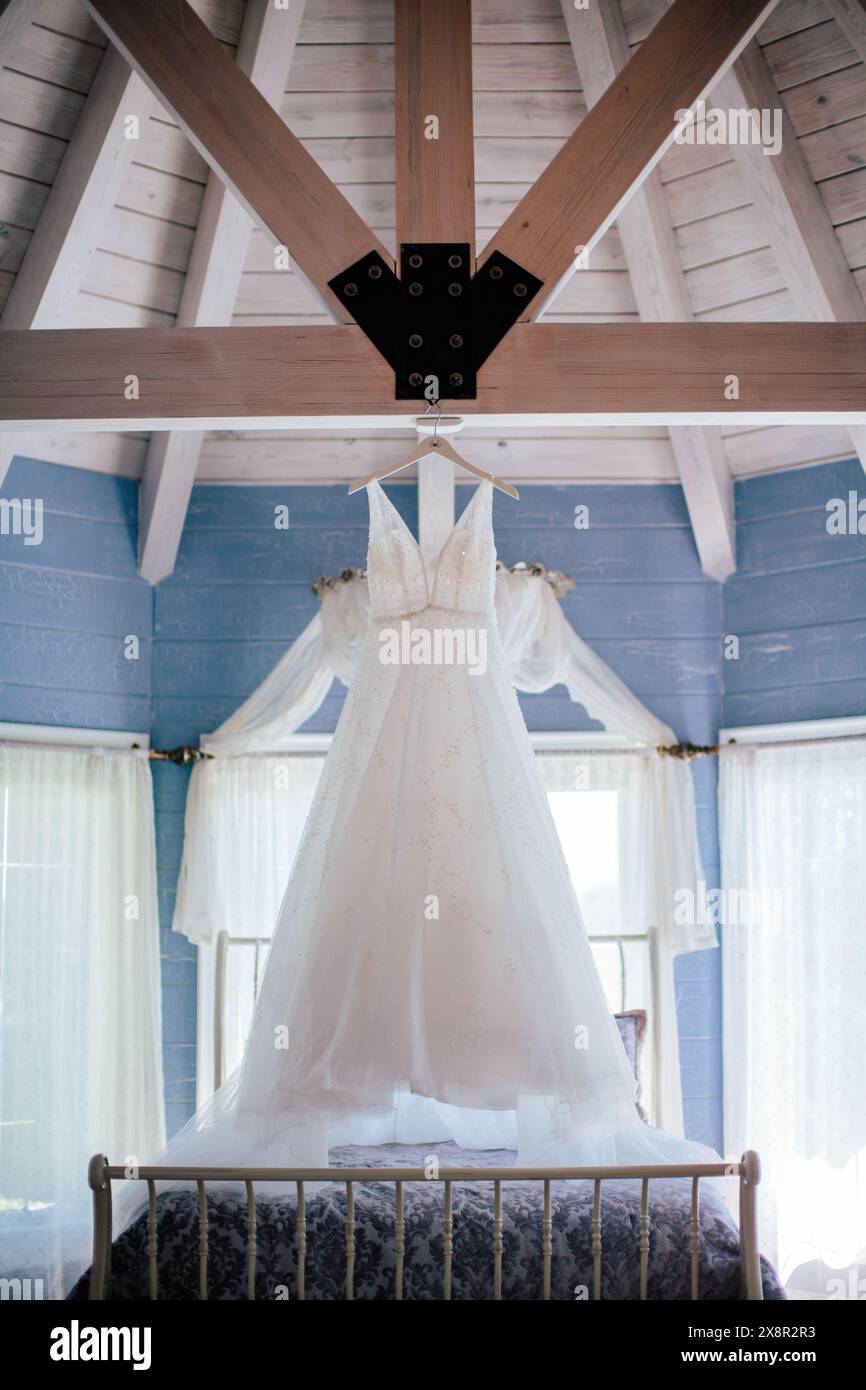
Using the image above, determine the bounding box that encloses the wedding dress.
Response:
[148,480,716,1174]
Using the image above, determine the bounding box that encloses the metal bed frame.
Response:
[97,932,763,1301]
[87,1149,764,1301]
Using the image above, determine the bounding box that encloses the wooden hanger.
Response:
[348,406,519,499]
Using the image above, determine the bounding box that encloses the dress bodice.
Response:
[366,480,496,618]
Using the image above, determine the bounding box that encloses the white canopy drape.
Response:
[199,568,674,755]
[174,568,716,1134]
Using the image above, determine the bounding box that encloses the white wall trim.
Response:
[0,721,150,749]
[9,413,866,434]
[719,715,866,746]
[196,944,217,1110]
[529,731,643,751]
[242,733,334,753]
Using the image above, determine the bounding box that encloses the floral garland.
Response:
[311,561,575,599]
[499,560,575,597]
[310,567,367,598]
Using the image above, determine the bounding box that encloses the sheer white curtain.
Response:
[175,753,324,948]
[0,744,165,1298]
[175,755,325,1099]
[720,738,866,1286]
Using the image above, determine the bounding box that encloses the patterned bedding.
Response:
[70,1141,784,1301]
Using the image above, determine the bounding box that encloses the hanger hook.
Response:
[419,396,442,440]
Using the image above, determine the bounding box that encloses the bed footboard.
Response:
[87,1151,764,1302]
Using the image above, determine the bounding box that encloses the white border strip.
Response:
[9,412,866,433]
[0,721,150,750]
[718,714,866,746]
[529,731,643,751]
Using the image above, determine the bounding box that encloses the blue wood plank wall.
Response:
[4,454,864,1148]
[724,458,866,726]
[0,457,151,730]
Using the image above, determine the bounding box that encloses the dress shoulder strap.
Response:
[365,480,429,617]
[454,479,494,540]
[366,479,400,539]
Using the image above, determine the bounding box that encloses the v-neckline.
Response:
[369,478,489,559]
[368,478,491,606]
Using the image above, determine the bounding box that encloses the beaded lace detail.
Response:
[366,480,495,618]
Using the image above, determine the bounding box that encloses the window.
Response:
[547,785,648,1011]
[195,743,660,1121]
[538,753,656,1117]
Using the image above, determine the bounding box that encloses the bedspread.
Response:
[70,1141,784,1301]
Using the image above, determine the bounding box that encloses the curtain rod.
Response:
[147,746,212,764]
[146,733,866,764]
[717,731,866,753]
[147,741,719,764]
[6,737,862,765]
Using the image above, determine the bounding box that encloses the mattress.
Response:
[69,1141,785,1301]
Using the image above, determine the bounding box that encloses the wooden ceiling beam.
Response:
[395,0,475,254]
[137,0,306,586]
[563,0,736,581]
[715,40,866,475]
[3,323,866,426]
[393,0,473,543]
[480,0,779,319]
[0,45,155,487]
[83,0,391,319]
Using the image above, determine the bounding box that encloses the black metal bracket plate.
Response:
[328,249,403,370]
[328,243,543,400]
[395,242,473,399]
[470,251,544,370]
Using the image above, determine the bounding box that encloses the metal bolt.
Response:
[408,253,423,268]
[448,282,463,296]
[449,333,463,349]
[409,281,423,296]
[513,282,528,297]
[344,282,358,296]
[408,333,423,348]
[448,253,462,269]
[489,265,504,280]
[409,372,423,387]
[368,264,382,279]
[449,373,463,388]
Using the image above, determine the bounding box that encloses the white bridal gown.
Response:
[151,481,716,1174]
